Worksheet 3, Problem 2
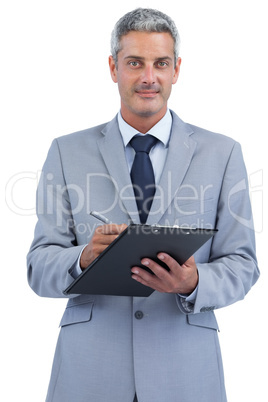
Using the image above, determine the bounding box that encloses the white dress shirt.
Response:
[117,109,172,184]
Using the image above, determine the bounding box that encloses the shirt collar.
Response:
[117,109,172,148]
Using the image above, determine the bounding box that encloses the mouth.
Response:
[135,91,159,98]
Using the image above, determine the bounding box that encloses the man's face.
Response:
[109,31,181,125]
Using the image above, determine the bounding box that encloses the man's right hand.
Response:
[80,224,128,270]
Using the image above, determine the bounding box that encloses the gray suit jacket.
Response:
[27,111,259,402]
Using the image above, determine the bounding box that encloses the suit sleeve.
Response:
[27,139,85,298]
[177,142,260,314]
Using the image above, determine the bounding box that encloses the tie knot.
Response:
[130,134,158,154]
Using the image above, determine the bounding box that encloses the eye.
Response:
[157,61,169,68]
[128,61,141,68]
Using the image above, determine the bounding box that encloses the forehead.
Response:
[118,31,175,59]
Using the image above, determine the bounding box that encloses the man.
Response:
[27,8,259,402]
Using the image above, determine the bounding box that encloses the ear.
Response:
[109,55,118,83]
[172,57,182,85]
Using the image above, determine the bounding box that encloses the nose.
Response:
[141,64,156,84]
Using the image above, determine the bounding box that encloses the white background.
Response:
[1,0,267,400]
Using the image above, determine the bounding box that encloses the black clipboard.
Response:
[64,225,217,297]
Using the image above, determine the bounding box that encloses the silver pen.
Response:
[90,211,112,224]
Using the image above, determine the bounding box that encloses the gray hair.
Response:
[111,8,180,67]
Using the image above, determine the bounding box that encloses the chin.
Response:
[133,103,165,118]
[136,109,157,118]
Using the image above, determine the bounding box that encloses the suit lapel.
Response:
[98,116,138,222]
[146,112,196,225]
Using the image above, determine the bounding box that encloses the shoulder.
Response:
[171,110,238,154]
[189,123,235,146]
[189,123,240,159]
[49,116,119,157]
[55,121,109,147]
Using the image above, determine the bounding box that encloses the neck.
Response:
[120,107,167,134]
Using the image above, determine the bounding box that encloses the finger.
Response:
[95,224,127,246]
[156,253,182,273]
[131,265,155,281]
[131,267,165,292]
[96,234,119,245]
[132,258,170,283]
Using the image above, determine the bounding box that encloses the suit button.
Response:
[135,311,144,320]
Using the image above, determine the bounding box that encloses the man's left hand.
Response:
[131,254,198,294]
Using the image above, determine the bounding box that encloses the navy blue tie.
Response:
[130,134,158,224]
